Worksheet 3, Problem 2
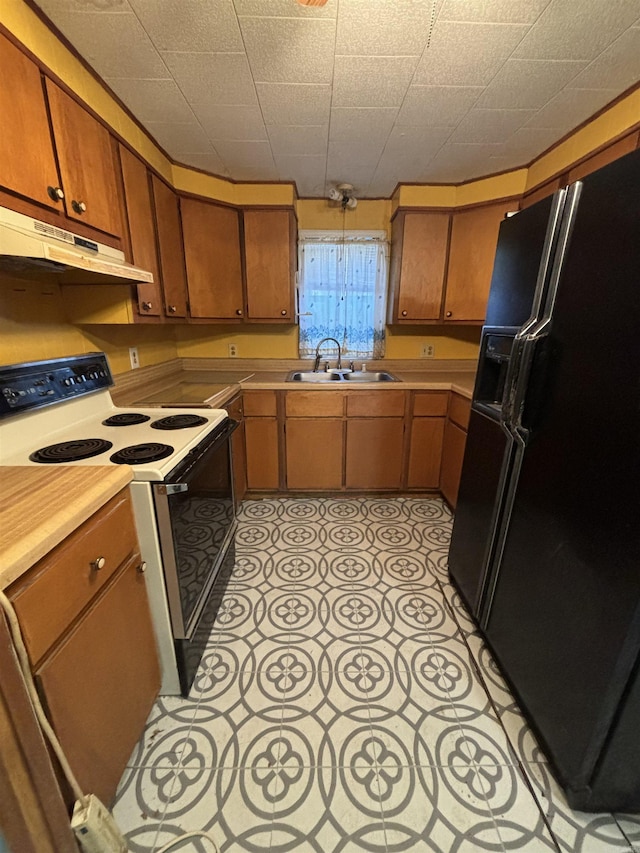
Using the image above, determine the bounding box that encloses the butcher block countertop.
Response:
[0,467,132,590]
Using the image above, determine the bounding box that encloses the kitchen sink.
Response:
[286,370,399,383]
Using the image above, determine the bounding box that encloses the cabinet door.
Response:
[151,176,189,318]
[244,209,295,321]
[407,418,445,489]
[286,419,343,490]
[119,145,161,317]
[444,200,514,322]
[35,558,160,806]
[440,420,467,507]
[0,34,61,210]
[345,419,404,490]
[390,212,450,321]
[232,420,248,506]
[245,417,279,490]
[181,198,244,319]
[45,80,122,237]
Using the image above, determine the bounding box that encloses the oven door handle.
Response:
[158,483,189,495]
[164,417,239,484]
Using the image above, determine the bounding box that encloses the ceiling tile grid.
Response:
[33,0,640,197]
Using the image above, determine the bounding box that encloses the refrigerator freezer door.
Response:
[483,148,640,809]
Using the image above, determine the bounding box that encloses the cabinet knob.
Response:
[446,311,452,318]
[90,556,106,571]
[47,185,65,202]
[72,199,87,214]
[401,310,408,317]
[280,309,287,316]
[236,308,243,316]
[137,561,147,574]
[167,305,177,313]
[142,301,153,311]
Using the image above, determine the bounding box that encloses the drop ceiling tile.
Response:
[130,0,243,52]
[326,162,377,195]
[233,0,335,18]
[336,0,440,56]
[328,142,384,173]
[256,83,332,125]
[499,127,568,159]
[143,121,212,154]
[240,17,335,84]
[232,165,281,181]
[452,108,538,143]
[426,142,504,175]
[513,0,640,61]
[568,27,640,91]
[296,177,329,197]
[384,125,453,156]
[212,140,276,169]
[192,105,267,140]
[475,59,588,109]
[104,78,194,124]
[413,21,529,86]
[174,151,229,175]
[333,56,419,108]
[274,155,326,184]
[396,85,483,126]
[268,126,328,158]
[329,108,398,150]
[161,52,257,105]
[439,0,549,24]
[44,11,169,79]
[36,0,130,13]
[525,88,619,129]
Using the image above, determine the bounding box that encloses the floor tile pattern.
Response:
[114,498,640,852]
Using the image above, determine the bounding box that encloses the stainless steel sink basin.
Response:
[287,370,398,383]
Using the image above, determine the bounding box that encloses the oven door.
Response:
[153,418,238,641]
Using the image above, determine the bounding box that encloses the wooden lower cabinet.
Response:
[232,419,247,505]
[345,419,404,490]
[440,420,467,507]
[407,418,445,489]
[286,419,343,490]
[245,417,279,490]
[35,555,159,805]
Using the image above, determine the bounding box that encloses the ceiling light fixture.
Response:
[329,183,358,210]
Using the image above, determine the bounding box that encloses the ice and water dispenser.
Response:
[474,330,516,412]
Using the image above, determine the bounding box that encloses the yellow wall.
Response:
[296,199,392,235]
[175,325,298,360]
[0,277,177,373]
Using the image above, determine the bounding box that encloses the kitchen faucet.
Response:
[313,337,342,372]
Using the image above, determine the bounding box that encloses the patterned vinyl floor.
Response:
[114,498,640,853]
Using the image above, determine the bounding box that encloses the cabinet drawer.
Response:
[346,390,406,417]
[449,393,471,431]
[413,392,449,417]
[243,390,277,416]
[9,490,138,666]
[285,391,345,418]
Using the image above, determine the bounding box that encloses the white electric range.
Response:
[0,353,238,695]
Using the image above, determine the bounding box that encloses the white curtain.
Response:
[298,230,389,359]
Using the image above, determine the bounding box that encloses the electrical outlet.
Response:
[129,346,140,369]
[228,343,238,358]
[420,343,435,358]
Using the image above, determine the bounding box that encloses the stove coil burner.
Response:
[110,443,174,465]
[30,438,113,463]
[102,413,151,426]
[151,415,208,430]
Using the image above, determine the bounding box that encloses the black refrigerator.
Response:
[448,147,640,812]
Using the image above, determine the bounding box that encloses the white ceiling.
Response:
[36,0,640,198]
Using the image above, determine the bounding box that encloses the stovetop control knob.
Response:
[90,556,106,571]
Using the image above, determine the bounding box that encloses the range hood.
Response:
[0,206,154,285]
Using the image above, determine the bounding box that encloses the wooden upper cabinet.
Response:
[181,198,244,319]
[0,34,61,210]
[444,200,515,322]
[388,211,451,322]
[45,79,122,237]
[243,209,296,321]
[119,145,161,317]
[151,176,188,318]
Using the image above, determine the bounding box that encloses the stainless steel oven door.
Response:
[153,418,238,639]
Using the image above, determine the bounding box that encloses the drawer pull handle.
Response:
[91,556,106,571]
[167,305,177,313]
[281,309,287,316]
[401,310,408,317]
[446,311,452,318]
[137,561,147,574]
[142,301,153,311]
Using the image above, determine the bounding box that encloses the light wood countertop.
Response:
[0,467,132,590]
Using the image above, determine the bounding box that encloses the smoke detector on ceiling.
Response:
[328,183,358,210]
